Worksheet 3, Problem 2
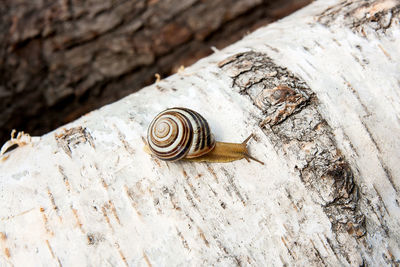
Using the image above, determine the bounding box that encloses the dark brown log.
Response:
[0,0,311,144]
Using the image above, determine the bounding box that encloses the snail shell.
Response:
[147,107,216,161]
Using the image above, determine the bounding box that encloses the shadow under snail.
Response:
[144,107,263,164]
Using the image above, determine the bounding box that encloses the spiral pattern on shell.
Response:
[147,107,216,161]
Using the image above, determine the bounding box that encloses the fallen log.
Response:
[1,0,399,265]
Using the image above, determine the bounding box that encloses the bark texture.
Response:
[1,0,400,266]
[0,0,311,145]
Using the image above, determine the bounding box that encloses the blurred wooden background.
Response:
[0,0,311,145]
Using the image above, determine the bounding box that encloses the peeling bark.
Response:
[1,0,400,266]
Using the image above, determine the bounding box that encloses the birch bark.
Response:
[1,0,399,266]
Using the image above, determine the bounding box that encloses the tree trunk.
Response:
[1,0,399,266]
[0,0,311,145]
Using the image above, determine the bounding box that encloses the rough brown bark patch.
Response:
[317,0,400,35]
[219,51,367,263]
[55,126,95,157]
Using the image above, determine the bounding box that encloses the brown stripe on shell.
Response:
[181,108,215,159]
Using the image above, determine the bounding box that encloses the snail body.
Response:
[146,107,263,164]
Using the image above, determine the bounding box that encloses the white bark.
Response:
[1,0,400,266]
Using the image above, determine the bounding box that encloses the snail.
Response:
[144,107,263,164]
